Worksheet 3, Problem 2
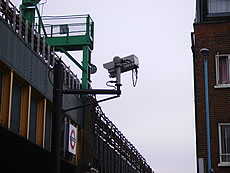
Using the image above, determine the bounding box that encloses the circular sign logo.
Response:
[70,129,76,150]
[68,124,77,155]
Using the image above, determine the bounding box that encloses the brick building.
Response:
[192,0,230,172]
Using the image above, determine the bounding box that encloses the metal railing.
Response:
[40,14,94,40]
[95,105,154,173]
[0,0,81,90]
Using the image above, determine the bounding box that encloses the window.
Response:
[215,54,230,86]
[29,96,37,143]
[208,0,230,14]
[11,80,22,134]
[219,124,230,165]
[44,108,52,151]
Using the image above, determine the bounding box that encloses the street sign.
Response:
[68,124,77,155]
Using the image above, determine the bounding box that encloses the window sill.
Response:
[218,162,230,167]
[214,84,230,88]
[207,12,230,18]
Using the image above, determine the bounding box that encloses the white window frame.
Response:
[215,53,230,88]
[218,123,230,166]
[208,0,230,14]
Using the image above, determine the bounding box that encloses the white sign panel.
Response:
[68,124,77,155]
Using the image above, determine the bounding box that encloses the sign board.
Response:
[68,124,77,155]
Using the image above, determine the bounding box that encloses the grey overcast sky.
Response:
[13,0,196,172]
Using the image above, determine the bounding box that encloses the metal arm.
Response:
[62,88,121,96]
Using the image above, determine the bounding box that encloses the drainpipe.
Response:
[200,48,211,173]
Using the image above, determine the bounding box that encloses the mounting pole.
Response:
[113,56,122,90]
[51,59,63,173]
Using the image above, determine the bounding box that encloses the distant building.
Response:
[192,0,230,172]
[0,0,153,173]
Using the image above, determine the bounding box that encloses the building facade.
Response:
[193,0,230,172]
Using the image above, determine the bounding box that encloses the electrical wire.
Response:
[106,80,117,90]
[132,68,138,87]
[48,67,54,86]
[121,59,138,87]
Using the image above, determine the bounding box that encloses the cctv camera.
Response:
[103,54,139,78]
[200,48,209,57]
[113,56,121,65]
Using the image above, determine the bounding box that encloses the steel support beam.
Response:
[59,47,85,72]
[82,46,91,90]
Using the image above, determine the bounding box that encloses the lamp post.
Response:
[200,48,211,173]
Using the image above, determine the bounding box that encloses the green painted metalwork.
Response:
[82,46,91,90]
[59,47,85,72]
[20,0,40,24]
[20,3,95,91]
[46,35,93,51]
[20,7,35,25]
[43,15,94,90]
[20,0,47,37]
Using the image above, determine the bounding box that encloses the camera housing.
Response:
[103,54,139,78]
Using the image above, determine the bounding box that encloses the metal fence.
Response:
[95,106,154,173]
[0,0,80,90]
[40,15,94,40]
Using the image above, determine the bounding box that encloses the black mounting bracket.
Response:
[62,85,121,113]
[62,86,121,96]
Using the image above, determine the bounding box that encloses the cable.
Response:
[132,68,138,87]
[106,80,116,89]
[48,67,54,86]
[121,59,138,87]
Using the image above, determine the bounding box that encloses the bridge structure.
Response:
[0,0,154,172]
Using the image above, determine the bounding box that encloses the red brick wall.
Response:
[194,21,230,172]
